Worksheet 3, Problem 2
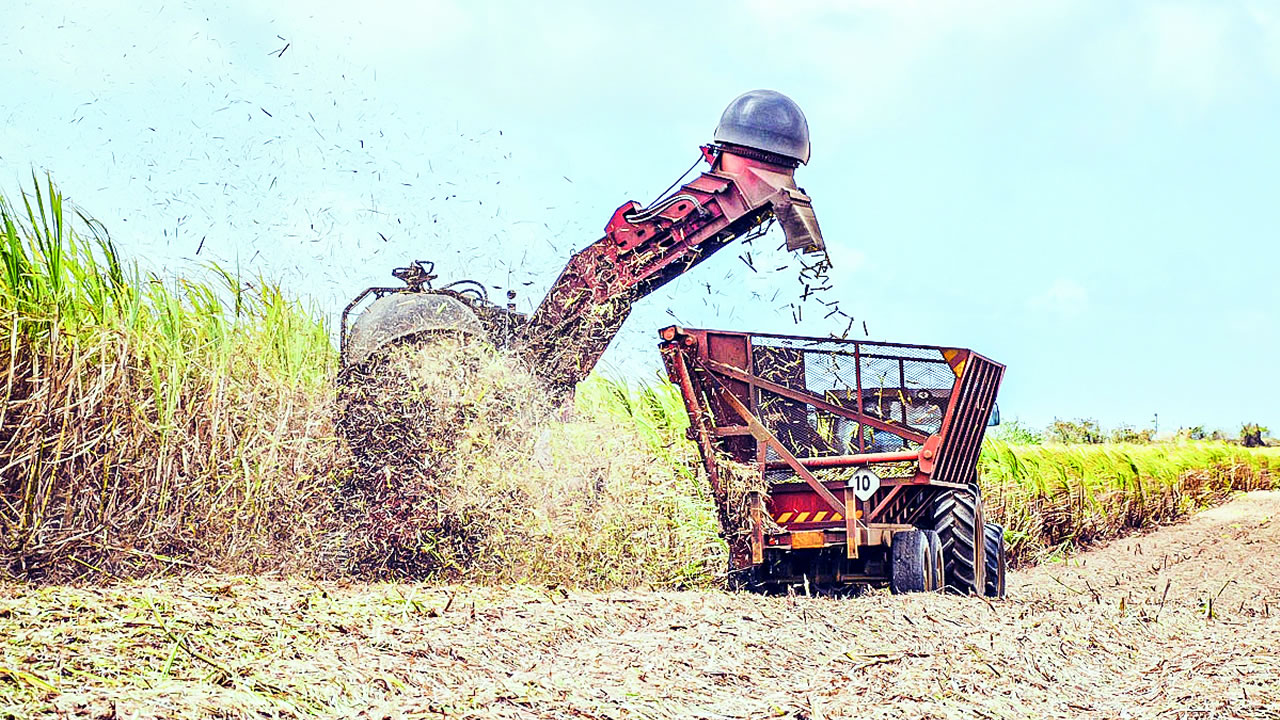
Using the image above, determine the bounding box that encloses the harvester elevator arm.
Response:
[521,144,825,389]
[339,90,826,384]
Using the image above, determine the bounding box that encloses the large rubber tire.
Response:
[924,529,944,592]
[932,486,986,595]
[983,522,1007,599]
[890,530,931,594]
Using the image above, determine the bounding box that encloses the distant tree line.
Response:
[989,418,1273,447]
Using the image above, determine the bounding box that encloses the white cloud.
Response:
[1247,1,1280,76]
[1028,278,1088,318]
[740,0,1077,128]
[1227,308,1274,338]
[1085,1,1280,114]
[741,0,1280,126]
[1145,3,1237,106]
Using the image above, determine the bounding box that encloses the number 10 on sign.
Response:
[849,468,881,501]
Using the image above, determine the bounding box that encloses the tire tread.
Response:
[932,488,983,594]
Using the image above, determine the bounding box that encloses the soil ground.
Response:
[3,491,1279,720]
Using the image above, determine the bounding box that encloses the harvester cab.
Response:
[339,89,825,390]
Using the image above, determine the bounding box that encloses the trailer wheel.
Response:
[924,529,944,592]
[890,530,931,594]
[932,486,986,594]
[983,522,1007,598]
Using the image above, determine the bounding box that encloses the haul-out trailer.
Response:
[660,326,1007,595]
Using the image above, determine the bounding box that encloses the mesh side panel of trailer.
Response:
[751,336,957,480]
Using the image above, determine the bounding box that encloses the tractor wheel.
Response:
[983,522,1008,599]
[932,486,986,594]
[924,529,944,592]
[890,530,931,594]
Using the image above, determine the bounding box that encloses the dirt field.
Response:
[3,492,1279,720]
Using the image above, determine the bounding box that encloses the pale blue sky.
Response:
[2,0,1277,433]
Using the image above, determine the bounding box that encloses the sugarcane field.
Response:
[3,2,1279,719]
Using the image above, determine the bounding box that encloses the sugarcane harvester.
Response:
[340,89,1009,597]
[340,90,825,390]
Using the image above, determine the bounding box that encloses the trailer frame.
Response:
[659,325,1005,589]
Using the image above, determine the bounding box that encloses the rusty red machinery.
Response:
[339,88,1011,597]
[340,90,824,392]
[660,325,1008,595]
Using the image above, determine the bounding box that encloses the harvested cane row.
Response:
[3,491,1278,719]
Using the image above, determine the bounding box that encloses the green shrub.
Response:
[1046,418,1104,444]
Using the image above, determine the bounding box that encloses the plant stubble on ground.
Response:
[3,491,1279,720]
